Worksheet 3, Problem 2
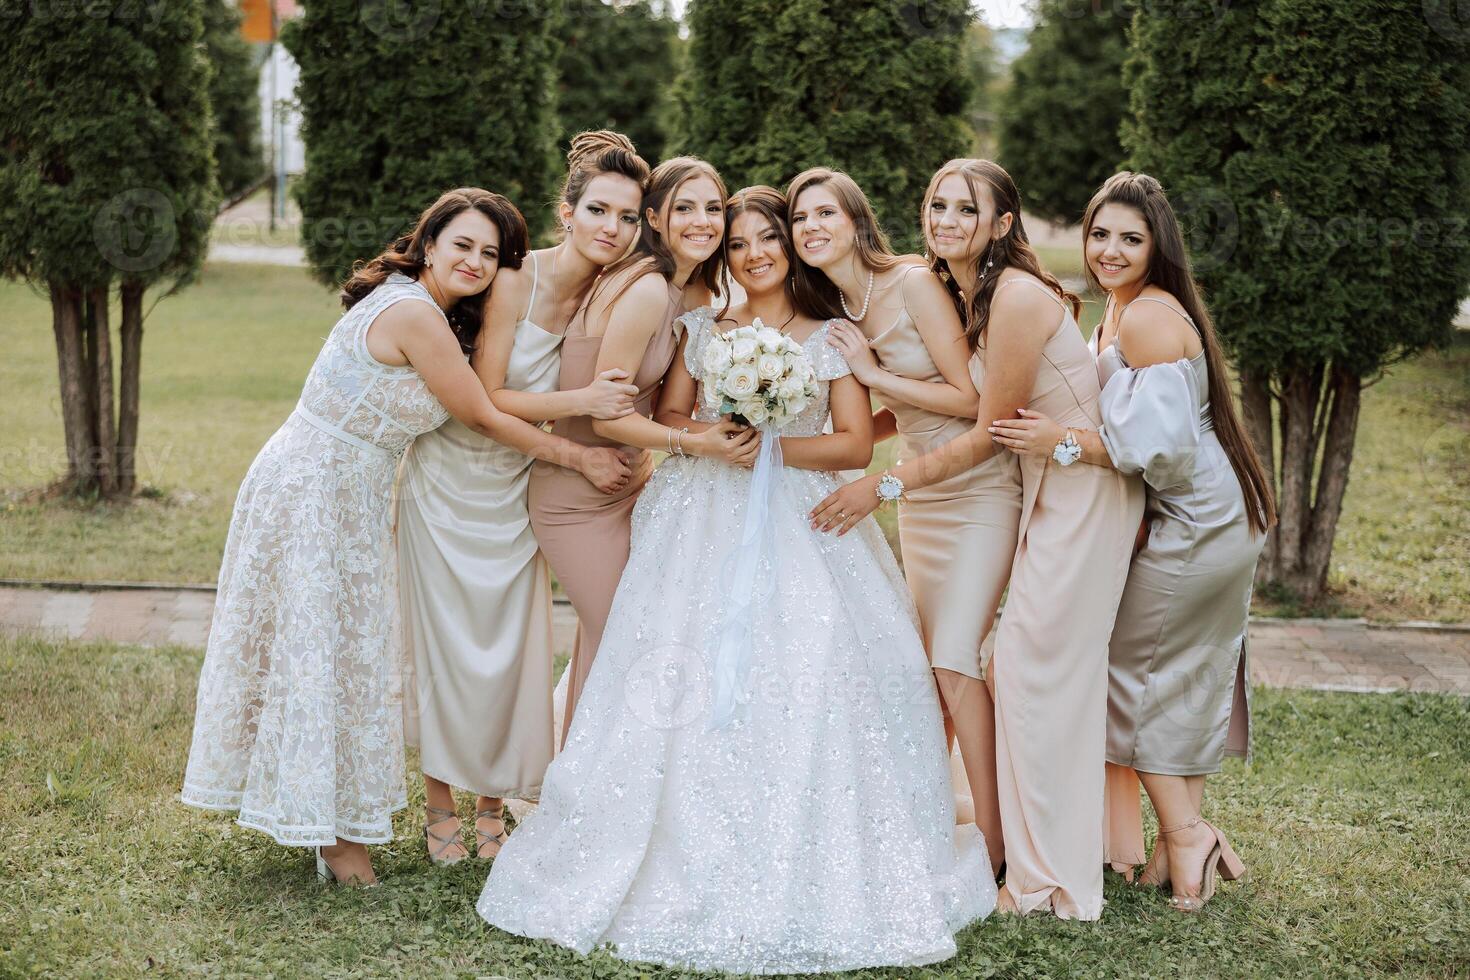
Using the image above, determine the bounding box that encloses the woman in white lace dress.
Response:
[183,189,602,887]
[477,187,994,974]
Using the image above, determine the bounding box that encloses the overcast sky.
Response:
[662,1,1035,30]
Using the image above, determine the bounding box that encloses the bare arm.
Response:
[651,326,763,467]
[376,300,589,468]
[988,297,1197,467]
[651,330,718,436]
[779,374,874,472]
[590,277,744,459]
[807,280,1058,534]
[477,270,637,424]
[828,268,979,419]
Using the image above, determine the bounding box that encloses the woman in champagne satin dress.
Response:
[789,167,1018,870]
[812,160,1141,919]
[529,157,729,743]
[992,172,1274,913]
[397,134,651,864]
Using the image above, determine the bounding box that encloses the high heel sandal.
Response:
[475,803,508,859]
[1161,816,1245,913]
[315,847,336,884]
[424,805,467,866]
[315,845,379,887]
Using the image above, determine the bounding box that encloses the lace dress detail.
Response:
[479,307,995,973]
[182,273,450,847]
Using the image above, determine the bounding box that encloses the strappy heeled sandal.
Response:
[475,803,508,859]
[424,804,467,866]
[1160,816,1245,912]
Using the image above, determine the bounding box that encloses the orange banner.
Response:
[240,0,274,43]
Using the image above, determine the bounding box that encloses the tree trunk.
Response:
[1272,366,1321,582]
[116,281,146,497]
[1239,369,1277,583]
[89,286,118,497]
[1300,368,1361,599]
[50,284,96,495]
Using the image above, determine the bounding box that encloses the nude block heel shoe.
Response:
[1166,817,1245,913]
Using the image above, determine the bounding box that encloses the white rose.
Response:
[780,336,803,356]
[777,374,806,400]
[740,399,770,426]
[724,364,760,399]
[756,352,785,381]
[748,317,766,331]
[731,335,758,362]
[785,396,808,418]
[757,326,784,353]
[703,341,733,375]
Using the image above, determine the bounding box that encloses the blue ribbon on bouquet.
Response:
[707,423,783,729]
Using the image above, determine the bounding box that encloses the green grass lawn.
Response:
[1,632,1466,977]
[1,265,1467,620]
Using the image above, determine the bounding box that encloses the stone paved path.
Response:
[1,584,1466,697]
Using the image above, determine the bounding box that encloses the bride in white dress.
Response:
[477,186,994,974]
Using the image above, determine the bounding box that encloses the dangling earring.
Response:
[977,239,996,282]
[423,255,433,270]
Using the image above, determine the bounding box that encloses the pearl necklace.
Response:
[839,270,875,322]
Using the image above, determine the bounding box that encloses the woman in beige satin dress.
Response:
[812,160,1141,920]
[397,133,652,864]
[992,172,1275,913]
[529,157,737,744]
[787,167,1017,872]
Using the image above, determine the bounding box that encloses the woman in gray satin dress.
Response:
[990,171,1276,914]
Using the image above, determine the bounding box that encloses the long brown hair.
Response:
[921,159,1077,352]
[785,167,911,320]
[719,185,830,322]
[340,187,528,356]
[1083,171,1277,534]
[590,156,727,309]
[557,129,650,222]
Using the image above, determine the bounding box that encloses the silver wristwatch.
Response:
[876,471,905,503]
[1051,430,1082,466]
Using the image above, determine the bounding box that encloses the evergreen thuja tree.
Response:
[205,0,266,201]
[677,0,972,250]
[0,0,217,498]
[558,0,678,161]
[996,0,1129,224]
[1126,0,1470,603]
[284,0,562,286]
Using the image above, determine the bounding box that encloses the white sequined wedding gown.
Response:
[477,308,994,974]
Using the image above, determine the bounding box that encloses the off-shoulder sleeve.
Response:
[809,321,853,382]
[1098,360,1201,492]
[678,307,714,378]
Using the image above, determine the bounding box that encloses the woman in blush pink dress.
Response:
[527,156,740,743]
[813,160,1142,920]
[786,167,1015,871]
[991,172,1274,913]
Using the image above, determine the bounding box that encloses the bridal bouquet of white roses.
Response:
[700,318,819,429]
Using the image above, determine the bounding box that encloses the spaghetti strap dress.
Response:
[526,275,684,743]
[396,252,565,799]
[980,276,1143,919]
[865,272,1023,683]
